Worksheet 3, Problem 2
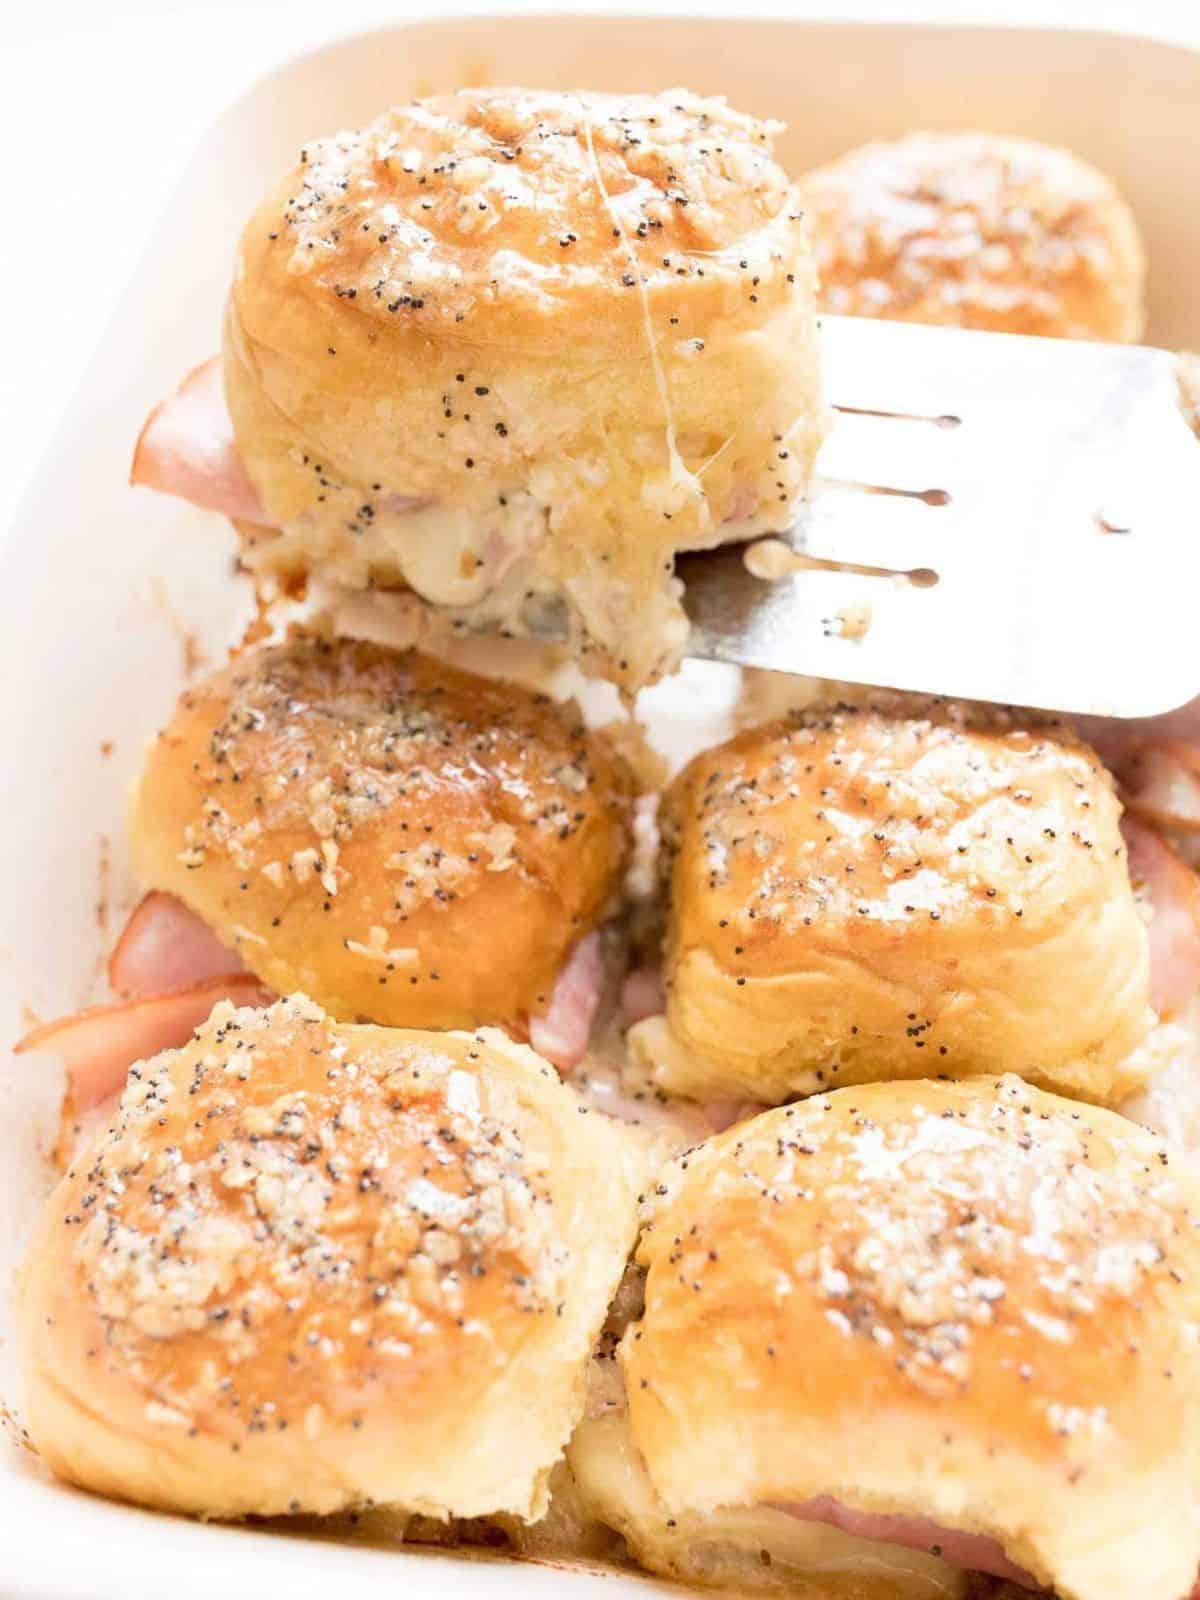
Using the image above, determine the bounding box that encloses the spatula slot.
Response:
[743,536,940,591]
[833,404,962,430]
[820,478,953,507]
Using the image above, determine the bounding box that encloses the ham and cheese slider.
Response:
[17,995,643,1519]
[629,701,1153,1105]
[121,636,630,1067]
[569,1076,1200,1600]
[798,131,1144,340]
[133,86,824,690]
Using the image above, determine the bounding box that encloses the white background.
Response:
[2,0,1198,534]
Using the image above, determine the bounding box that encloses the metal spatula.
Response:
[678,315,1200,718]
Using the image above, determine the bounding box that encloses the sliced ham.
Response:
[1062,701,1200,858]
[131,357,267,524]
[380,492,431,516]
[529,932,605,1071]
[703,1098,762,1133]
[1123,816,1200,1017]
[1116,740,1200,836]
[571,1059,760,1148]
[777,1498,1039,1589]
[15,975,271,1111]
[1071,694,1200,767]
[133,360,433,532]
[722,484,761,524]
[621,964,666,1028]
[108,891,244,997]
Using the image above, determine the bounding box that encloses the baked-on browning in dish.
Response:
[798,132,1144,340]
[604,1076,1200,1600]
[215,87,825,689]
[17,996,644,1520]
[629,702,1152,1104]
[129,636,632,1037]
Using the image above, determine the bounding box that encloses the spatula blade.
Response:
[681,315,1200,718]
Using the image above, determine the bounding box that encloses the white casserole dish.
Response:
[3,12,1200,1597]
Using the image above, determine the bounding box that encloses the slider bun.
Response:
[129,636,632,1030]
[224,86,824,688]
[798,131,1144,340]
[18,995,643,1519]
[621,1076,1200,1600]
[629,702,1151,1103]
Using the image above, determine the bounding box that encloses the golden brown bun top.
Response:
[799,131,1144,340]
[636,698,1152,1104]
[20,997,645,1519]
[664,700,1134,985]
[238,87,800,355]
[64,1000,565,1425]
[129,637,632,1030]
[623,1076,1200,1595]
[630,1074,1200,1450]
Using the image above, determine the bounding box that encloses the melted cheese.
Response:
[567,1414,967,1598]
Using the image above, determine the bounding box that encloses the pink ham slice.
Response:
[108,891,244,996]
[15,975,271,1111]
[1123,816,1200,1017]
[1071,695,1200,767]
[133,360,431,529]
[131,357,267,524]
[703,1099,763,1133]
[1116,740,1200,836]
[621,964,666,1028]
[776,1498,1040,1589]
[529,932,605,1071]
